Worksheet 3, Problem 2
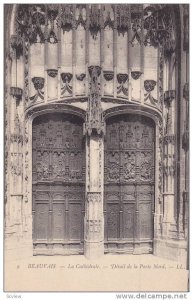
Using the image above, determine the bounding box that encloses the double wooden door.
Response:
[104,115,155,254]
[32,113,85,255]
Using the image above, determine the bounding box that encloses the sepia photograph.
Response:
[3,3,189,294]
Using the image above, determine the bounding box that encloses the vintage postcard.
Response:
[4,3,189,293]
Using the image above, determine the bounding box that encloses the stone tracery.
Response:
[4,4,188,264]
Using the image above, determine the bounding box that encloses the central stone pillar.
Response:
[83,65,105,259]
[84,135,104,259]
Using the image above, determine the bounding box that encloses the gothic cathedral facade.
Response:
[4,4,189,265]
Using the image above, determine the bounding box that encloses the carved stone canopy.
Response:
[10,35,23,59]
[164,39,176,59]
[10,87,23,102]
[164,90,176,106]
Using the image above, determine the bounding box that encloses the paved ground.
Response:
[4,254,188,292]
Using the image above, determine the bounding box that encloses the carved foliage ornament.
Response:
[144,80,157,105]
[117,73,128,96]
[30,77,44,101]
[61,73,73,95]
[144,5,174,49]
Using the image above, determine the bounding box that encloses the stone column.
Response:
[162,90,177,237]
[84,135,104,259]
[83,65,105,259]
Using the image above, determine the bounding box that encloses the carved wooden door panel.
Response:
[104,115,155,254]
[32,114,85,255]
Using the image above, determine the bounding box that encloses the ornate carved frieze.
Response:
[10,87,23,102]
[84,66,105,136]
[144,80,157,104]
[30,77,44,101]
[61,73,73,95]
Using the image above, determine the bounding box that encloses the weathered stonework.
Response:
[4,4,188,266]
